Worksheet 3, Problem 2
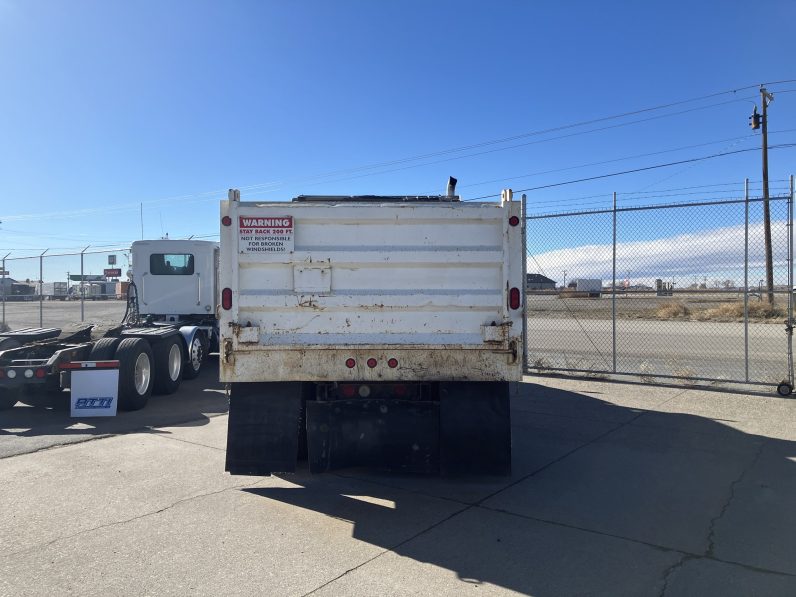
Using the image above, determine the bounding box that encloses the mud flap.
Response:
[306,399,440,474]
[225,382,303,476]
[439,381,511,476]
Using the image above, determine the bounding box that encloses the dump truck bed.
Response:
[219,195,524,383]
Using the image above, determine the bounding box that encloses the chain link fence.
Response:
[524,177,795,389]
[1,248,129,331]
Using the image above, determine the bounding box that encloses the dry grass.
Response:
[638,361,656,383]
[693,301,785,322]
[655,302,690,319]
[649,300,785,322]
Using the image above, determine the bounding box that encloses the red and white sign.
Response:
[104,268,122,277]
[239,216,294,254]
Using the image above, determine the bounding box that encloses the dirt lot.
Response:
[527,291,789,323]
[0,299,127,333]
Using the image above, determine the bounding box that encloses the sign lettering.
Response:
[238,215,294,254]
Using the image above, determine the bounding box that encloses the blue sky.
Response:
[1,0,795,282]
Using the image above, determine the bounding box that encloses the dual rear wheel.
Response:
[88,335,189,411]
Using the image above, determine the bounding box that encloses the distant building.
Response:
[0,277,18,293]
[526,273,556,290]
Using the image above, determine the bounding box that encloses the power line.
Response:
[448,131,796,193]
[240,80,796,186]
[531,180,789,206]
[525,186,792,211]
[466,144,796,200]
[3,80,796,226]
[244,96,759,199]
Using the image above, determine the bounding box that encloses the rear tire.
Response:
[89,337,121,360]
[153,336,183,395]
[0,387,20,410]
[182,331,207,380]
[115,338,153,411]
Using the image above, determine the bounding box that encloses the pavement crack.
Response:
[705,439,767,558]
[4,479,263,560]
[301,503,471,597]
[151,433,226,452]
[658,553,695,597]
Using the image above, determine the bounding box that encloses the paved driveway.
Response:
[2,369,795,596]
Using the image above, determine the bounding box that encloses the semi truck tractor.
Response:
[0,239,220,411]
[130,239,220,375]
[220,183,524,476]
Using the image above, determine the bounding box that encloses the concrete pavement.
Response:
[2,372,796,596]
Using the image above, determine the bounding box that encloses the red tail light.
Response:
[345,358,356,369]
[222,288,232,310]
[387,358,398,369]
[221,215,232,226]
[509,287,521,310]
[35,368,46,378]
[0,369,5,379]
[393,384,407,396]
[509,215,520,227]
[341,384,356,397]
[367,358,378,369]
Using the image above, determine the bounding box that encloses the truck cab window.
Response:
[150,253,195,275]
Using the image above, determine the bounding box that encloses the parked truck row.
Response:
[0,280,127,301]
[0,240,220,411]
[2,181,525,477]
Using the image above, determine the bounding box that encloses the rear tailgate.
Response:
[219,192,523,382]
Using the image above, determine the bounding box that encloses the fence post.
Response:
[39,249,48,328]
[1,252,8,328]
[744,179,749,383]
[789,175,795,388]
[522,193,528,374]
[612,191,617,373]
[80,245,90,322]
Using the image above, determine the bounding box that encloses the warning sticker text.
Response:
[239,216,294,254]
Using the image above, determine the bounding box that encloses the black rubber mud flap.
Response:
[225,382,303,476]
[306,399,440,474]
[439,381,511,476]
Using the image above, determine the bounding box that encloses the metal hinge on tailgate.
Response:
[482,321,518,363]
[481,320,512,344]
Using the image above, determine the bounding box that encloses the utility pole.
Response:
[751,86,775,303]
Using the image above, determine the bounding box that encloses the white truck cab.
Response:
[131,239,218,319]
[130,239,220,358]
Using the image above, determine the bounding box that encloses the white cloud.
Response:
[529,219,791,286]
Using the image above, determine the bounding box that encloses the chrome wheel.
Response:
[168,343,181,381]
[134,352,152,395]
[190,337,204,371]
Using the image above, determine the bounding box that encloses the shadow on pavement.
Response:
[244,383,796,596]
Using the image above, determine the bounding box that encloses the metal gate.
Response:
[523,177,795,390]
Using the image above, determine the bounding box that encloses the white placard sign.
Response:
[70,368,120,417]
[239,216,294,254]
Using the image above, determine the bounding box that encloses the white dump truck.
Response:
[219,182,524,476]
